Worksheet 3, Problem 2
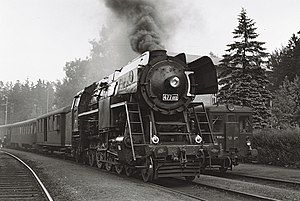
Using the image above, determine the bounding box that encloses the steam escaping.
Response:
[104,0,164,54]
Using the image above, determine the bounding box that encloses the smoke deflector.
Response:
[188,56,218,95]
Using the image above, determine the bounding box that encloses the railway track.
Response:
[155,177,285,201]
[191,179,281,201]
[149,181,209,201]
[203,171,300,191]
[0,151,53,201]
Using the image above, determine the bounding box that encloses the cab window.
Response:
[54,115,61,131]
[239,115,252,133]
[211,114,224,132]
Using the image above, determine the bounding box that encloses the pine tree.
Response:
[270,31,300,90]
[218,8,271,128]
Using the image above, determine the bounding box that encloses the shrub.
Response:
[253,128,300,168]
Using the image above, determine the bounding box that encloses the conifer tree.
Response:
[270,31,300,90]
[218,8,271,128]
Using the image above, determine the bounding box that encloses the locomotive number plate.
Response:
[162,94,179,101]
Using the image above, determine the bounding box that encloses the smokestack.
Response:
[104,0,164,54]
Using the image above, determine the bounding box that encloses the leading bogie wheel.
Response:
[141,156,154,182]
[115,164,123,175]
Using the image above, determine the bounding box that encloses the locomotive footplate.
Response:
[145,145,205,178]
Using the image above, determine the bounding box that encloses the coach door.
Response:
[43,118,47,142]
[225,114,239,151]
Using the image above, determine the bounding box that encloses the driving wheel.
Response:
[124,165,134,177]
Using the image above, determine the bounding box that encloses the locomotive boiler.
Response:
[71,50,218,181]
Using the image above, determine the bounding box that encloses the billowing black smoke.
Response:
[104,0,164,54]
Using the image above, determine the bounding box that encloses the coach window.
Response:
[54,115,60,131]
[227,114,237,122]
[38,120,40,132]
[51,116,54,131]
[41,119,44,132]
[239,115,251,133]
[211,114,224,133]
[39,120,41,132]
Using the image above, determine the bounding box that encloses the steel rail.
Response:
[148,182,209,201]
[156,177,282,201]
[1,150,54,201]
[228,172,300,186]
[192,180,281,201]
[203,171,300,189]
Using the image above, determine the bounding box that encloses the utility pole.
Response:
[1,96,9,125]
[4,98,8,125]
[46,88,49,113]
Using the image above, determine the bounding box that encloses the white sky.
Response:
[0,0,299,83]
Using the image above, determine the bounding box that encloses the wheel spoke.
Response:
[105,162,113,171]
[124,165,133,177]
[115,164,123,175]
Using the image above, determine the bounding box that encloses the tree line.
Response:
[0,8,299,129]
[217,8,300,129]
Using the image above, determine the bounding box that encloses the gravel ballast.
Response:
[3,149,198,201]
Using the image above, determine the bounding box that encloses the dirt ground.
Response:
[2,148,198,201]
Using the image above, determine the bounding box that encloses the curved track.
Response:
[0,151,53,201]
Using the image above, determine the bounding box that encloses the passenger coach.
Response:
[35,106,71,152]
[0,118,36,149]
[0,106,71,152]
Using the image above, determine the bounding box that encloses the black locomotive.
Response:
[71,50,218,181]
[1,50,235,182]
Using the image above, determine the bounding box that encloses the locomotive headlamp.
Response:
[195,135,202,144]
[151,135,160,144]
[169,76,180,88]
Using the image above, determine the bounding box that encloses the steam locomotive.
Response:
[71,50,219,181]
[1,50,242,182]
